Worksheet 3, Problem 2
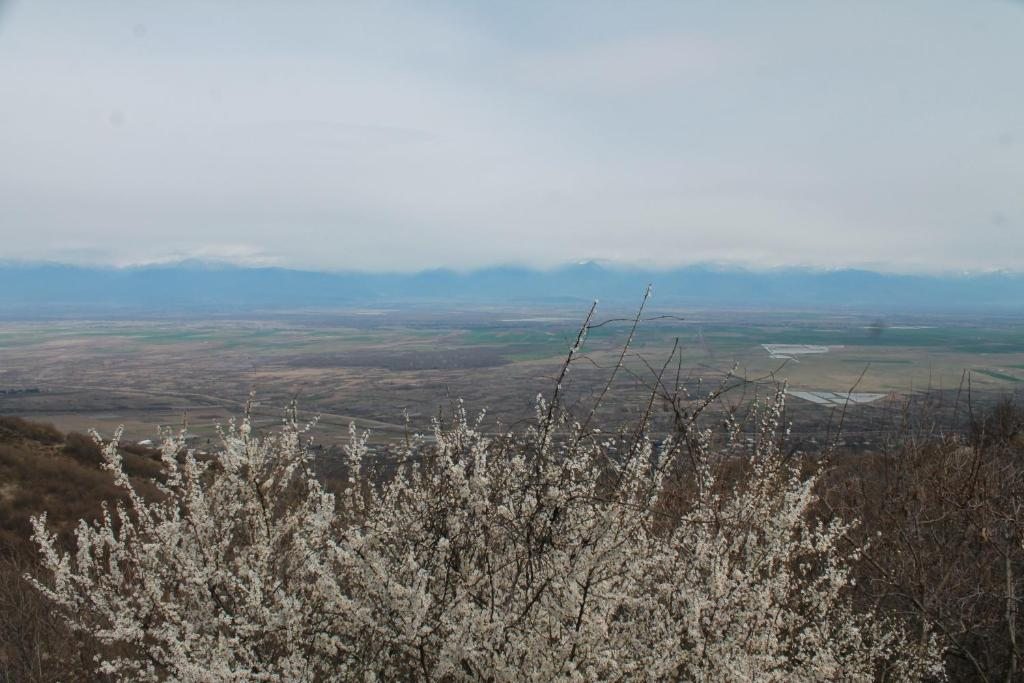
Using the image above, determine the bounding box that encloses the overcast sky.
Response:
[1,1,1022,273]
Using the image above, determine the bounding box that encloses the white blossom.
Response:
[29,388,943,681]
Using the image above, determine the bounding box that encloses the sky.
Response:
[0,1,1022,273]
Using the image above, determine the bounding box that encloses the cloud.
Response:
[119,245,281,268]
[515,33,731,95]
[0,1,1022,273]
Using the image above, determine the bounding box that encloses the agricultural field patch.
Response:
[787,390,888,406]
[974,369,1023,383]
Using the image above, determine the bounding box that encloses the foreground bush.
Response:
[27,383,941,681]
[827,395,1024,681]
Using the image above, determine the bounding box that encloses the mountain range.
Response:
[2,261,1022,317]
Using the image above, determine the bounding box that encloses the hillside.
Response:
[0,417,164,557]
[0,417,171,681]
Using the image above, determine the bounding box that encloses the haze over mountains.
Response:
[3,261,1023,317]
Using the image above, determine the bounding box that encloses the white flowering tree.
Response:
[28,391,942,681]
[28,310,944,680]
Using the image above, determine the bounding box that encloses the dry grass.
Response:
[0,417,163,681]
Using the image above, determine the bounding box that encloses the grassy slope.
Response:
[0,417,163,558]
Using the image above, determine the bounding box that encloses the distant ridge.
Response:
[1,261,1023,316]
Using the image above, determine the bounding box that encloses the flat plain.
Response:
[1,306,1022,446]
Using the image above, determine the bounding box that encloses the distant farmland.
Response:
[1,308,1021,444]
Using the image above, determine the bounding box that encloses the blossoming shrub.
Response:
[29,390,942,681]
